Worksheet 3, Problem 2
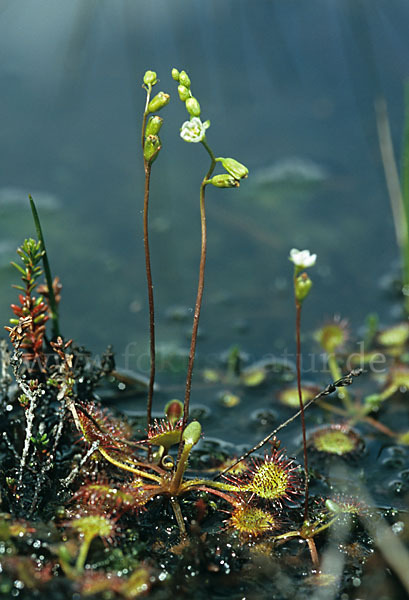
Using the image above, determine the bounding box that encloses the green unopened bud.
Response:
[178,85,190,102]
[179,70,191,89]
[164,399,183,426]
[171,68,180,81]
[209,174,240,188]
[143,70,157,86]
[185,97,201,117]
[144,134,161,163]
[182,421,202,446]
[295,272,313,302]
[145,115,163,137]
[147,91,170,113]
[218,157,249,180]
[325,499,341,514]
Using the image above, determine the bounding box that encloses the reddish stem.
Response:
[143,161,155,439]
[306,537,320,570]
[182,183,207,431]
[177,140,216,461]
[295,300,309,522]
[194,486,238,505]
[140,86,156,452]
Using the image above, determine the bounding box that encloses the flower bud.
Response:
[165,399,183,426]
[185,97,201,117]
[182,421,202,446]
[171,68,180,81]
[144,134,161,163]
[218,157,249,179]
[209,174,240,188]
[145,115,163,137]
[295,273,313,302]
[179,70,191,88]
[143,70,157,86]
[325,499,341,514]
[147,92,170,113]
[178,85,190,102]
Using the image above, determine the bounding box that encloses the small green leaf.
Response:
[10,262,26,276]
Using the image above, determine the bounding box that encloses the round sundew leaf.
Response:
[71,515,113,539]
[277,385,319,408]
[233,449,301,503]
[202,368,220,383]
[377,322,409,347]
[314,431,354,454]
[310,425,363,456]
[398,431,409,445]
[148,428,182,448]
[219,391,241,407]
[315,322,347,353]
[240,368,266,387]
[227,505,277,538]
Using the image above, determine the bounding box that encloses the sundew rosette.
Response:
[309,424,365,458]
[223,448,301,506]
[225,504,279,540]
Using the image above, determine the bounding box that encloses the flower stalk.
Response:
[173,67,248,456]
[181,139,216,438]
[289,248,317,522]
[295,299,309,521]
[140,71,169,441]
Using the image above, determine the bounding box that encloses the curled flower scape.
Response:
[180,117,210,143]
[289,248,317,268]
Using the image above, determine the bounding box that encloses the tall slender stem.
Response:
[141,84,156,438]
[180,140,216,434]
[177,140,215,462]
[29,195,60,339]
[143,161,155,436]
[295,300,309,522]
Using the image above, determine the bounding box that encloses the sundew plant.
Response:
[0,68,409,600]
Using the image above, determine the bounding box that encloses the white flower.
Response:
[180,117,210,143]
[289,248,317,268]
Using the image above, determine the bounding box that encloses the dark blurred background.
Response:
[1,0,409,381]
